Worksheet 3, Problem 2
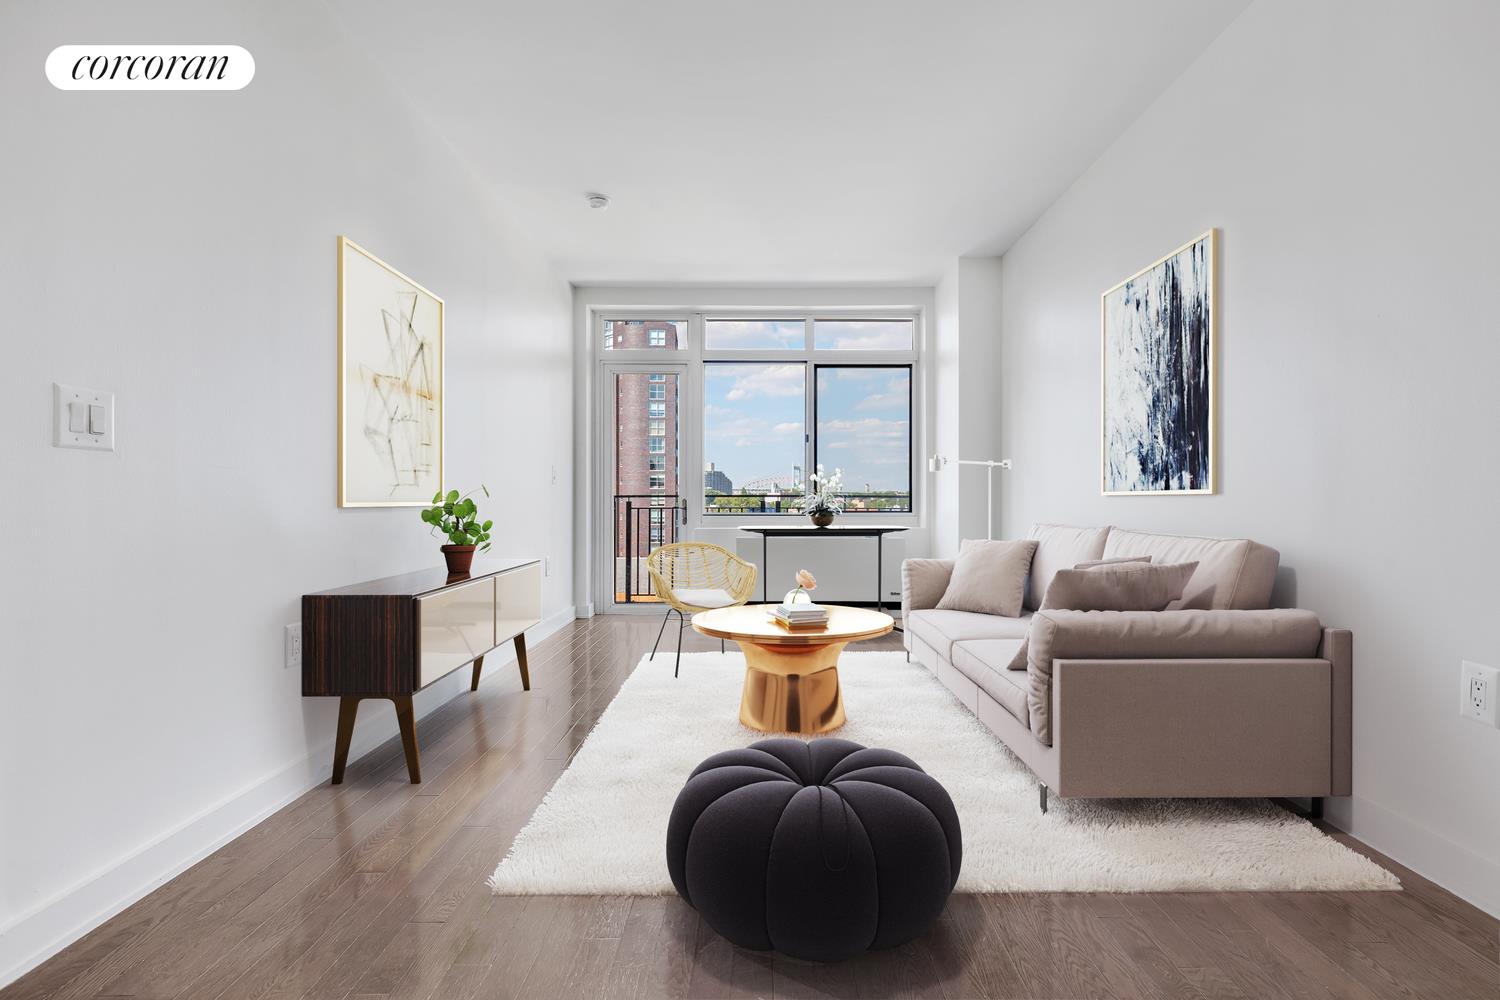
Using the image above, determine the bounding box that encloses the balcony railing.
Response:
[613,494,686,603]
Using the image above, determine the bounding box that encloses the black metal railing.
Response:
[614,494,687,603]
[703,491,912,515]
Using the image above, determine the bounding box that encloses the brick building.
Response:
[611,321,681,561]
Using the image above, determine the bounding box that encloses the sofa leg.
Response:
[1308,796,1324,820]
[1039,783,1049,814]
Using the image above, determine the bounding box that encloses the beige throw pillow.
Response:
[934,539,1039,618]
[1005,557,1190,670]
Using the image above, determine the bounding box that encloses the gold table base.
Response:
[738,640,848,734]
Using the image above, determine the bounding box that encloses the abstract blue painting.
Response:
[1102,230,1216,494]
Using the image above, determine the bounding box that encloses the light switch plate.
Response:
[54,383,115,451]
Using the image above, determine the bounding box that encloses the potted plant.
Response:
[420,485,493,575]
[796,465,845,527]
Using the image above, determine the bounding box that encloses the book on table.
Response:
[771,602,829,629]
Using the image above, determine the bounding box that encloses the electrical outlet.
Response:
[1460,660,1498,727]
[285,623,302,670]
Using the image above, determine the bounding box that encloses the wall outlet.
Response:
[1460,660,1498,727]
[285,623,302,670]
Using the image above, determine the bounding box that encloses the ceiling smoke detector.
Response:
[585,192,610,210]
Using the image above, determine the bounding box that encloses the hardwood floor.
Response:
[7,615,1497,999]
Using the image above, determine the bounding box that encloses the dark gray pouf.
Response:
[665,737,962,963]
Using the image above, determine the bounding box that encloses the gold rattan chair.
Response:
[645,541,758,676]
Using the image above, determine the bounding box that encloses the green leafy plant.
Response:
[420,485,493,552]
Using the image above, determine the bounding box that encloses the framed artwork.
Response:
[338,236,444,507]
[1101,229,1216,495]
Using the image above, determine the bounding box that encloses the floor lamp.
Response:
[927,455,1013,540]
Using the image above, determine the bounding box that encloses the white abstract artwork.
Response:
[1102,230,1215,494]
[339,237,443,507]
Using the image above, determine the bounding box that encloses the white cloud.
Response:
[718,364,805,400]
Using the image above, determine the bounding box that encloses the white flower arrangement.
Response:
[795,464,846,516]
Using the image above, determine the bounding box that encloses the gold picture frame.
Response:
[1100,228,1217,495]
[337,236,445,507]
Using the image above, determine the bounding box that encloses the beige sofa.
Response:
[902,525,1351,813]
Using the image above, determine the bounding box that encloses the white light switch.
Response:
[54,383,115,451]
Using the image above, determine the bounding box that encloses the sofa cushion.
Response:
[1024,608,1324,744]
[674,587,736,609]
[1024,524,1110,611]
[906,609,1032,660]
[950,640,1030,728]
[1040,561,1198,613]
[935,539,1038,618]
[1102,528,1280,610]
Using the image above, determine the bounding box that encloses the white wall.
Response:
[933,259,1005,556]
[0,1,574,981]
[998,0,1500,914]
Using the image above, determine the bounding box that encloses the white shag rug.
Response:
[489,651,1398,895]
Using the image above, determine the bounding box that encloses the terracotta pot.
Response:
[441,544,477,575]
[809,512,834,528]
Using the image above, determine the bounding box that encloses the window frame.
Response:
[592,307,922,529]
[810,362,914,515]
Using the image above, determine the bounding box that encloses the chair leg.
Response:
[720,638,725,654]
[649,607,671,661]
[675,610,685,678]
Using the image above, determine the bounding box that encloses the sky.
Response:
[703,363,910,494]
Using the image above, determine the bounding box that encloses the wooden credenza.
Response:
[302,558,543,784]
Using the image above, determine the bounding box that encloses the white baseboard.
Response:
[0,606,576,990]
[1327,794,1500,917]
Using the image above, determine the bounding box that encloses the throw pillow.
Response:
[934,538,1039,618]
[1005,558,1194,670]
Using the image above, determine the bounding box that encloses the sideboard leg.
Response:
[514,633,531,691]
[470,654,484,692]
[392,695,421,783]
[331,696,360,785]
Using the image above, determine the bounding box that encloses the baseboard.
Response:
[0,605,576,990]
[1328,794,1500,917]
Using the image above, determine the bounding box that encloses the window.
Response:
[648,454,666,471]
[813,318,914,351]
[648,401,665,418]
[648,419,666,437]
[602,319,685,350]
[703,363,807,514]
[814,366,911,512]
[648,436,665,454]
[648,382,665,401]
[704,319,806,351]
[699,315,916,516]
[649,473,665,490]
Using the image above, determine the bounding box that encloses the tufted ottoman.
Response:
[665,737,961,963]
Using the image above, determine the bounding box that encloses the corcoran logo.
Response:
[46,45,254,90]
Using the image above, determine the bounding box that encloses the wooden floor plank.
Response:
[2,616,1493,1000]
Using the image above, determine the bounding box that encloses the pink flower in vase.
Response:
[796,569,817,591]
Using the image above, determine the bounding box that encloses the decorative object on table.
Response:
[795,464,844,526]
[925,455,1013,538]
[338,236,444,507]
[645,542,758,677]
[420,485,493,575]
[1102,229,1216,495]
[692,604,893,732]
[665,737,961,963]
[770,602,829,630]
[780,568,818,607]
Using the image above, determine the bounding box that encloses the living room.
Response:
[5,1,1498,998]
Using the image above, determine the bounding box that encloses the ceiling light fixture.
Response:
[585,192,610,210]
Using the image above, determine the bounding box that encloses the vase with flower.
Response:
[796,464,845,527]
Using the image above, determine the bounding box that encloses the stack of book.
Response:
[771,602,830,630]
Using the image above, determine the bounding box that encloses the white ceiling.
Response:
[331,1,1249,285]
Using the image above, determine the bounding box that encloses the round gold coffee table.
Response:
[691,604,894,734]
